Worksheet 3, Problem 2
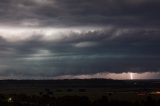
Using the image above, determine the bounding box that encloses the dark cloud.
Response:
[0,0,160,27]
[0,27,160,77]
[0,0,159,78]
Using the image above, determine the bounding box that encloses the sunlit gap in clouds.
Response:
[0,72,160,80]
[54,72,160,80]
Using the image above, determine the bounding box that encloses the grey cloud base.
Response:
[0,0,160,78]
[0,28,160,77]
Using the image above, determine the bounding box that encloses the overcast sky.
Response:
[0,0,160,79]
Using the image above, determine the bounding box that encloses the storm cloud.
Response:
[0,0,160,27]
[0,0,160,79]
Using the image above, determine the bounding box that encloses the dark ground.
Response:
[0,79,160,106]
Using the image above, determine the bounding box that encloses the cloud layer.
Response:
[0,0,160,27]
[0,0,160,78]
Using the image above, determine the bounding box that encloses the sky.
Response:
[0,0,160,79]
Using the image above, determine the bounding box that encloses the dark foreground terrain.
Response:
[0,79,160,106]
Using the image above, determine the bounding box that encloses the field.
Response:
[0,79,160,105]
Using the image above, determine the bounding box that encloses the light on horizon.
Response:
[130,73,133,80]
